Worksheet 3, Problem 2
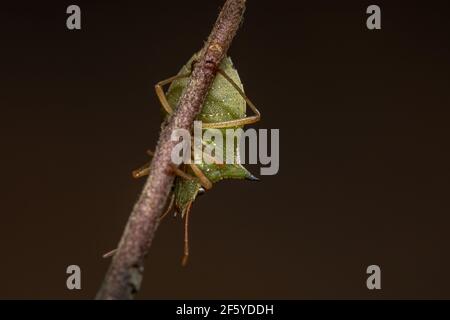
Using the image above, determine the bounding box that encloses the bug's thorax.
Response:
[166,53,247,126]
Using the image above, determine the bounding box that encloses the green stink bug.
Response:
[132,52,261,265]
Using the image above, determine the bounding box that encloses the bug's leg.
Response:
[181,201,193,267]
[155,73,191,115]
[169,164,196,181]
[102,249,117,259]
[131,150,154,178]
[134,162,196,181]
[188,138,217,189]
[132,161,151,178]
[158,192,175,222]
[133,149,195,181]
[202,68,261,129]
[188,163,213,190]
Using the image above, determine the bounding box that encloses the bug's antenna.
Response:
[181,201,193,267]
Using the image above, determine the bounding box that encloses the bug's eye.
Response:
[197,187,206,196]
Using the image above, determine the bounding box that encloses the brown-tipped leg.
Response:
[188,163,213,190]
[132,161,151,178]
[181,201,193,267]
[133,156,194,181]
[201,68,261,129]
[168,164,195,181]
[155,73,191,115]
[132,150,154,179]
[102,249,117,259]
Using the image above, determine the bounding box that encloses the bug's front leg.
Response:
[154,73,191,115]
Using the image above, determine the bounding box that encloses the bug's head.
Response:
[197,187,206,196]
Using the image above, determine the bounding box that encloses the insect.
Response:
[105,52,261,265]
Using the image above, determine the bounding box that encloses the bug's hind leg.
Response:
[188,163,213,190]
[155,73,191,115]
[181,201,193,267]
[201,68,261,129]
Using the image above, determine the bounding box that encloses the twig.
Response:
[96,0,247,300]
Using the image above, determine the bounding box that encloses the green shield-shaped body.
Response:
[166,53,255,216]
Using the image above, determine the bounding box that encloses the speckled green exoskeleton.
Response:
[133,52,261,265]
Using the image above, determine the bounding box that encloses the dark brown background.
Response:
[1,0,449,299]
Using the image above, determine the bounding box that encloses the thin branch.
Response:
[96,0,247,300]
